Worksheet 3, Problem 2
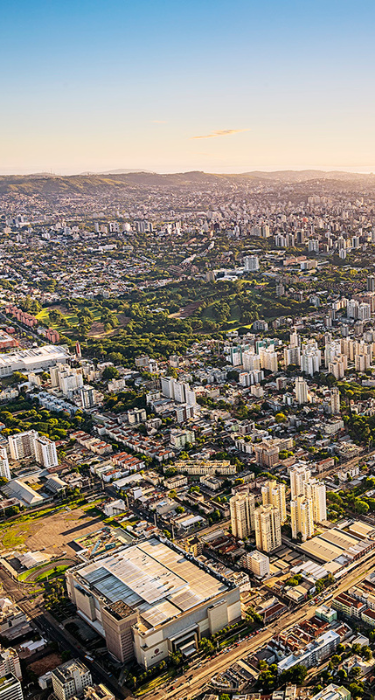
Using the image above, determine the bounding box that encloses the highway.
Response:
[150,548,375,700]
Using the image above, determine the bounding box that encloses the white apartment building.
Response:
[244,255,259,271]
[242,352,261,371]
[8,431,38,461]
[161,377,196,405]
[261,480,286,523]
[52,660,92,700]
[245,550,270,578]
[291,495,314,542]
[0,674,23,700]
[290,464,311,499]
[300,341,321,376]
[33,435,58,468]
[254,504,281,553]
[328,355,347,380]
[230,492,255,539]
[0,649,21,681]
[0,448,11,480]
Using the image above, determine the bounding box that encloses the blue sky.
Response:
[1,0,375,173]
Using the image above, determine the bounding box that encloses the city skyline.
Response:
[1,0,375,174]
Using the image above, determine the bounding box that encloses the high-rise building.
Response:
[243,255,259,272]
[244,550,270,577]
[300,341,321,376]
[284,345,301,368]
[0,448,11,480]
[367,276,375,292]
[52,660,92,700]
[330,387,341,415]
[8,430,38,461]
[0,649,21,680]
[295,377,309,405]
[230,492,255,539]
[291,495,314,542]
[304,479,327,523]
[290,464,311,499]
[0,674,23,700]
[254,504,282,553]
[261,480,286,523]
[33,435,58,468]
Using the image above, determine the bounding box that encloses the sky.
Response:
[1,0,375,175]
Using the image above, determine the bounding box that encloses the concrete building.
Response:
[304,479,327,523]
[66,537,241,668]
[300,341,321,376]
[0,345,69,378]
[330,387,341,415]
[244,550,270,578]
[0,448,11,480]
[291,495,314,542]
[311,686,350,700]
[290,464,311,499]
[0,649,21,680]
[0,675,23,700]
[8,430,38,461]
[261,480,286,524]
[254,504,281,553]
[244,255,259,272]
[52,660,92,700]
[295,376,309,405]
[33,435,58,468]
[230,492,255,539]
[83,686,114,700]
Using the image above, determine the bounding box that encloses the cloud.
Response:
[191,128,249,140]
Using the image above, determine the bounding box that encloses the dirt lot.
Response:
[0,505,104,557]
[28,653,62,674]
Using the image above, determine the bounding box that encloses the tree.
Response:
[102,366,120,380]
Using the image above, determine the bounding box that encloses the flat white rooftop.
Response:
[75,537,228,627]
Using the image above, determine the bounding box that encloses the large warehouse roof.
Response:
[0,345,69,376]
[74,537,228,626]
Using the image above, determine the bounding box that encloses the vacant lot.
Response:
[0,504,104,557]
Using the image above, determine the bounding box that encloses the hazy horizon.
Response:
[1,165,375,177]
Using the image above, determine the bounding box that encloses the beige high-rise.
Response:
[289,464,311,499]
[230,492,255,539]
[254,504,281,553]
[291,495,314,542]
[304,479,327,523]
[261,480,286,524]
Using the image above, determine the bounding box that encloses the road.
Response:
[152,548,375,700]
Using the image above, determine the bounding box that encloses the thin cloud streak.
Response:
[191,128,250,140]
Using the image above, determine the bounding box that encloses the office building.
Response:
[261,480,286,523]
[254,504,281,553]
[290,464,311,499]
[367,276,375,292]
[244,550,270,578]
[230,492,255,539]
[8,431,38,461]
[52,660,92,700]
[33,435,58,468]
[0,448,11,480]
[66,537,241,668]
[0,674,23,700]
[291,495,314,542]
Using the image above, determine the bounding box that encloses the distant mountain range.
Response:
[0,169,373,196]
